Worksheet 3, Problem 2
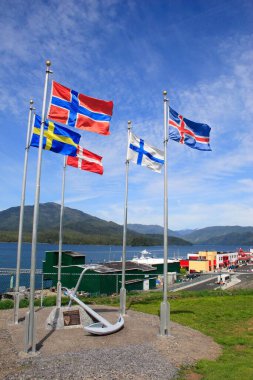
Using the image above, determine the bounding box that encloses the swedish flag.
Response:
[30,115,81,156]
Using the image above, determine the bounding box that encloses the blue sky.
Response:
[0,0,253,230]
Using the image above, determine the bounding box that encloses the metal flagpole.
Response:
[56,156,67,309]
[120,120,132,315]
[160,90,170,336]
[14,99,35,325]
[25,60,52,354]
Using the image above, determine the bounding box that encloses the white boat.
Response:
[132,249,178,266]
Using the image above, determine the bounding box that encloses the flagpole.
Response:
[160,90,170,336]
[25,60,52,354]
[14,99,35,325]
[56,156,67,309]
[120,120,132,315]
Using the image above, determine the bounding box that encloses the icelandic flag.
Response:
[67,145,103,175]
[127,132,164,173]
[169,107,211,151]
[47,81,113,136]
[30,115,81,156]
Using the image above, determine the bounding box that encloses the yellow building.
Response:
[187,250,238,273]
[189,259,209,273]
[198,251,217,271]
[187,251,218,273]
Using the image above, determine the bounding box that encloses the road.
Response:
[169,265,253,292]
[233,264,253,289]
[169,274,219,292]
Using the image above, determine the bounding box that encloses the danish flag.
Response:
[67,145,103,175]
[169,107,211,151]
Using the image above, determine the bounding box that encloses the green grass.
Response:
[1,289,253,379]
[128,290,253,380]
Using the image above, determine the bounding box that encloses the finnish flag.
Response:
[127,132,164,173]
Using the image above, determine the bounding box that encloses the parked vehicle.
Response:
[216,274,230,284]
[186,273,200,280]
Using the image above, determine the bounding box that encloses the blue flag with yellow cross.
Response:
[30,115,81,156]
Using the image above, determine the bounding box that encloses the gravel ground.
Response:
[0,307,221,380]
[4,345,178,380]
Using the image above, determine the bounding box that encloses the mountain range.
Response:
[0,203,190,246]
[127,224,195,238]
[128,224,253,245]
[1,203,253,246]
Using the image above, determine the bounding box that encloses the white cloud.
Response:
[170,201,253,230]
[237,179,253,193]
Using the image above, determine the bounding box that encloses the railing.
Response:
[0,268,252,299]
[0,270,158,296]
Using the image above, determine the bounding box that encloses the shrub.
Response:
[19,299,29,308]
[40,296,57,307]
[0,299,14,309]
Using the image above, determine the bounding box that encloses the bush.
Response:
[19,299,29,308]
[40,296,57,307]
[0,299,14,309]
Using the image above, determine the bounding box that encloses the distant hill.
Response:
[174,229,196,237]
[182,226,253,244]
[127,223,176,236]
[124,223,253,245]
[3,205,251,245]
[0,203,191,246]
[202,231,253,245]
[127,224,196,238]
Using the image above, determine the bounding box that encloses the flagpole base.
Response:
[120,287,126,315]
[160,301,170,336]
[24,310,37,353]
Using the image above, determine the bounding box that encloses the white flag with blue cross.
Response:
[127,132,164,173]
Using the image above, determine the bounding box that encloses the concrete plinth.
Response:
[46,306,92,330]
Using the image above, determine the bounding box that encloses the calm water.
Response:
[0,242,250,293]
[0,242,250,269]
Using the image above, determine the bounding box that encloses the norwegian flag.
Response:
[169,107,211,151]
[48,81,113,135]
[67,145,103,175]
